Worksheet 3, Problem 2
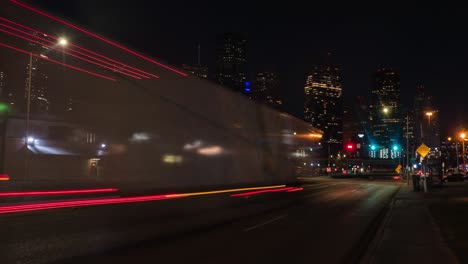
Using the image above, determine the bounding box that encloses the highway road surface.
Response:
[0,177,400,264]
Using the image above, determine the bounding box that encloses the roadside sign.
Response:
[395,164,402,174]
[416,143,431,158]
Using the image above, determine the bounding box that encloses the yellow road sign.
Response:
[395,164,402,174]
[416,143,431,158]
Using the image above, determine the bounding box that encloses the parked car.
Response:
[443,173,465,182]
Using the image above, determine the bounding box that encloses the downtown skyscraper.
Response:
[25,53,49,114]
[24,35,50,114]
[413,85,439,149]
[304,64,343,147]
[369,68,401,159]
[182,64,208,79]
[182,44,208,79]
[0,71,5,101]
[216,33,247,94]
[253,72,282,110]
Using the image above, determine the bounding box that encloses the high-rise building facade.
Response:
[25,55,49,114]
[304,64,343,146]
[342,96,370,157]
[369,68,401,159]
[24,37,50,114]
[182,44,208,79]
[0,71,5,101]
[413,85,439,149]
[253,72,282,110]
[182,64,208,79]
[216,33,247,94]
[0,71,17,107]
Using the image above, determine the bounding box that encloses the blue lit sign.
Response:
[245,81,251,87]
[245,88,251,92]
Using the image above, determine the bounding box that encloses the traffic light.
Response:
[370,145,376,151]
[0,103,8,113]
[345,143,355,152]
[392,145,399,151]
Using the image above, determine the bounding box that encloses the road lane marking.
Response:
[243,214,287,232]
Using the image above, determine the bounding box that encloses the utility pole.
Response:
[25,53,32,180]
[406,113,410,185]
[197,43,201,65]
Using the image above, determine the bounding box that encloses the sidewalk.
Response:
[361,184,459,264]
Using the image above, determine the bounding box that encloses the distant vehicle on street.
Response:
[443,172,465,182]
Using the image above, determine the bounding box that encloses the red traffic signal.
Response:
[345,143,355,151]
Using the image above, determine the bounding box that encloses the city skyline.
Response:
[29,0,468,136]
[1,4,467,263]
[0,22,445,161]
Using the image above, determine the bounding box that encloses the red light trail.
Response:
[0,21,152,79]
[0,42,116,81]
[0,28,143,79]
[0,185,293,214]
[230,187,294,197]
[0,17,159,78]
[9,0,188,77]
[286,187,304,192]
[69,43,160,79]
[0,188,119,197]
[0,174,10,181]
[0,16,53,40]
[0,193,178,214]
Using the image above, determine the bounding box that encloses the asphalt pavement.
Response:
[362,184,458,264]
[0,177,400,264]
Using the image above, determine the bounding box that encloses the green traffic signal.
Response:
[0,103,8,113]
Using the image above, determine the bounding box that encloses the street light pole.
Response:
[58,37,68,113]
[461,133,466,172]
[462,138,466,171]
[449,137,459,173]
[426,112,432,126]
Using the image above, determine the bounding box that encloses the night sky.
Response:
[29,1,468,135]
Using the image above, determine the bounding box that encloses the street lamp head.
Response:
[461,133,466,139]
[58,37,68,46]
[425,112,433,117]
[382,107,389,114]
[448,137,452,141]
